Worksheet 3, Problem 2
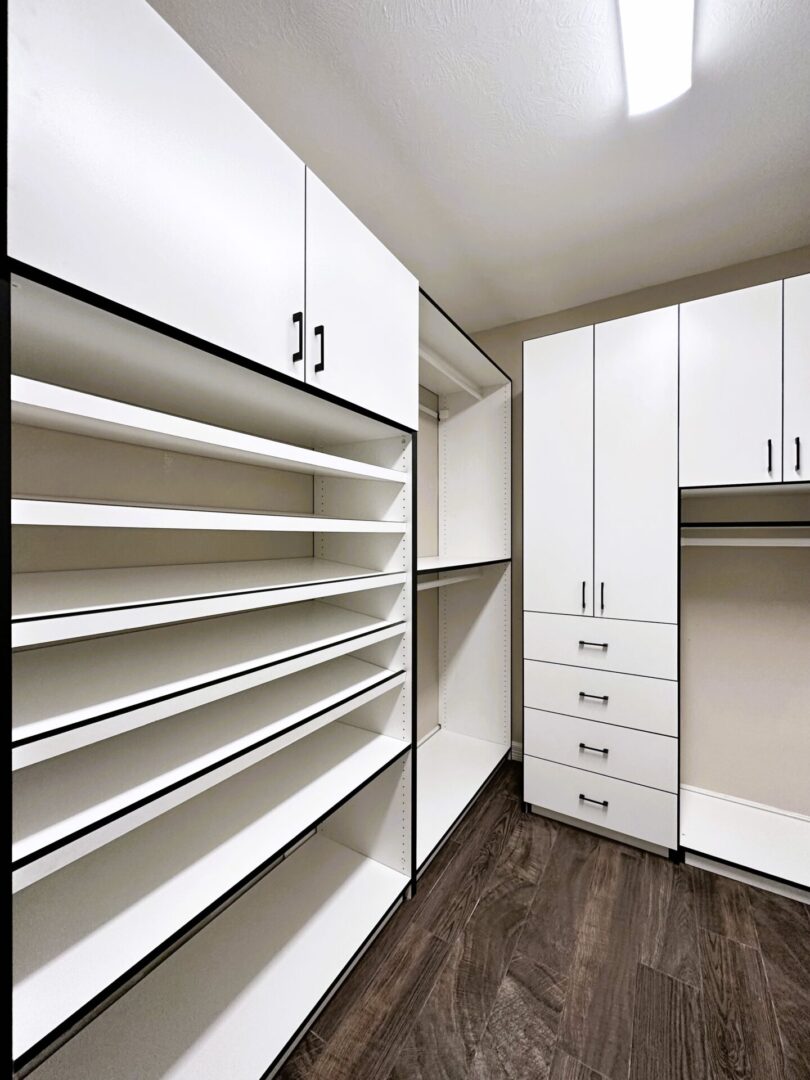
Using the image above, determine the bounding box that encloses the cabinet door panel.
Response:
[523,328,593,616]
[305,171,417,428]
[8,0,305,375]
[595,308,678,622]
[784,274,810,482]
[680,282,782,487]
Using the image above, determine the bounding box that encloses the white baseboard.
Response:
[685,853,809,905]
[510,740,523,762]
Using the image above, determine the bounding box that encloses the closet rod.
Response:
[419,344,483,400]
[419,403,439,421]
[416,571,483,591]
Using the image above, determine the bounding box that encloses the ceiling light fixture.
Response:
[618,0,695,116]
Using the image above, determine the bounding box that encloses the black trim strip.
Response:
[11,745,412,1075]
[416,556,511,576]
[680,480,810,492]
[13,620,407,747]
[683,846,809,895]
[13,669,405,870]
[8,259,417,434]
[418,287,512,385]
[680,520,809,528]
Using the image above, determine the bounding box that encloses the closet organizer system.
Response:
[7,0,511,1076]
[523,275,810,892]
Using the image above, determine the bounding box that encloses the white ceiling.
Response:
[149,0,810,332]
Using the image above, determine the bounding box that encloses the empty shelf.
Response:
[680,522,810,547]
[417,728,508,867]
[417,554,510,574]
[11,375,409,484]
[22,834,409,1078]
[12,558,408,647]
[12,497,408,533]
[13,657,406,888]
[13,599,406,762]
[12,723,409,1061]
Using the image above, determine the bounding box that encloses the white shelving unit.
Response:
[416,292,511,870]
[11,275,415,1075]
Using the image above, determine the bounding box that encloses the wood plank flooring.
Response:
[278,762,810,1080]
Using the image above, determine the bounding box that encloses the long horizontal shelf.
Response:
[419,292,509,397]
[12,557,408,647]
[12,497,408,533]
[24,833,409,1079]
[13,657,406,890]
[417,554,511,574]
[12,722,410,1062]
[680,522,810,548]
[12,375,408,484]
[13,599,406,763]
[417,728,509,868]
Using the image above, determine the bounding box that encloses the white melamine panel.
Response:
[524,328,593,616]
[784,274,810,482]
[524,660,677,737]
[417,728,507,867]
[11,377,408,484]
[524,708,677,792]
[8,0,304,373]
[419,293,509,395]
[680,282,782,487]
[525,756,677,848]
[19,834,408,1076]
[680,787,810,888]
[595,308,678,622]
[523,612,677,679]
[305,170,418,428]
[12,725,408,1058]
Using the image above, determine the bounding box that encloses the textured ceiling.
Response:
[148,0,810,332]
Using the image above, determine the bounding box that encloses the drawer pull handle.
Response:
[579,793,609,808]
[579,640,608,649]
[579,742,609,755]
[579,692,609,703]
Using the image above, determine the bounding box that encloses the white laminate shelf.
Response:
[12,557,408,648]
[23,834,409,1079]
[11,497,408,533]
[11,375,409,484]
[12,722,410,1063]
[417,728,508,868]
[13,656,406,891]
[417,555,510,574]
[13,600,407,765]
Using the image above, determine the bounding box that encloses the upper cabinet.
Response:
[784,274,810,482]
[680,282,783,488]
[8,0,306,377]
[305,171,418,430]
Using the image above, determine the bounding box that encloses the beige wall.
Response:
[473,244,810,742]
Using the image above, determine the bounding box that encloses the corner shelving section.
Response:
[10,274,415,1077]
[415,291,512,870]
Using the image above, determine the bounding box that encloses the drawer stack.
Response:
[523,613,678,850]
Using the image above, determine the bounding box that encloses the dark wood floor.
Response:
[279,762,810,1080]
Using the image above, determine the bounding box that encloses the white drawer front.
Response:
[524,708,677,793]
[524,660,677,737]
[524,756,677,849]
[524,612,677,680]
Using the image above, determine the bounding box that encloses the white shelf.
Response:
[13,657,406,889]
[12,375,408,485]
[12,497,408,533]
[12,558,407,647]
[13,599,406,763]
[24,833,409,1078]
[419,293,508,397]
[417,554,510,574]
[416,728,508,867]
[12,723,409,1060]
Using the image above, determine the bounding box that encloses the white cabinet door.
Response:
[8,0,305,376]
[523,328,594,616]
[680,282,782,487]
[305,171,418,428]
[595,308,678,622]
[784,274,810,482]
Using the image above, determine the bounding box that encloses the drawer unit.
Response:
[524,708,677,793]
[524,612,677,680]
[524,660,677,737]
[524,756,677,849]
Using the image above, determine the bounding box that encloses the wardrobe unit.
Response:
[416,292,512,869]
[523,274,809,889]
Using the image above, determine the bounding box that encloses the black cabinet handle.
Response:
[767,438,773,474]
[579,793,608,808]
[292,312,303,362]
[579,640,608,650]
[581,581,586,610]
[796,436,801,473]
[600,582,605,611]
[579,742,609,755]
[579,692,609,703]
[314,325,325,372]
